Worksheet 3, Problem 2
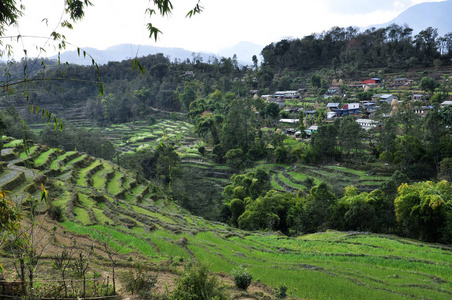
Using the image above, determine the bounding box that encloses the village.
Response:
[261,75,452,138]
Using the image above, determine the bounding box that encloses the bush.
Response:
[122,264,158,296]
[47,203,65,222]
[171,263,228,300]
[231,266,252,291]
[198,146,206,155]
[275,284,288,298]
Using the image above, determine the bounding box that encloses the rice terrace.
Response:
[1,135,452,299]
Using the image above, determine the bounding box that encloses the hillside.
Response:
[1,138,452,299]
[372,0,452,36]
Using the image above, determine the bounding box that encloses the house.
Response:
[441,101,452,107]
[389,77,412,88]
[362,102,379,115]
[324,87,341,98]
[279,119,299,125]
[362,78,380,85]
[284,128,297,135]
[303,110,316,117]
[413,106,431,117]
[327,103,340,110]
[413,94,424,101]
[327,112,337,119]
[283,107,301,114]
[372,94,398,104]
[331,103,360,117]
[274,91,300,99]
[356,119,380,130]
[182,71,194,77]
[268,98,286,109]
[305,125,318,137]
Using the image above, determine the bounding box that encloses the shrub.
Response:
[275,284,288,298]
[122,265,158,296]
[47,203,65,222]
[231,266,252,291]
[171,263,228,300]
[198,146,206,155]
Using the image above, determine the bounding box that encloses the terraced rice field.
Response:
[98,119,195,155]
[265,163,391,194]
[3,138,450,299]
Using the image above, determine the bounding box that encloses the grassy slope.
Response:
[3,138,452,299]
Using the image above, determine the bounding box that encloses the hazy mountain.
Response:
[49,42,263,66]
[217,41,264,66]
[50,44,217,65]
[370,0,452,35]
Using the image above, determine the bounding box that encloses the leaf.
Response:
[132,58,145,74]
[30,105,34,114]
[186,2,203,18]
[146,8,156,16]
[99,82,104,98]
[154,0,173,16]
[146,23,162,41]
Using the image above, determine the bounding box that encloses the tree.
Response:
[394,181,451,242]
[221,99,256,154]
[338,117,364,163]
[439,158,452,182]
[414,27,440,65]
[140,141,181,185]
[310,74,322,89]
[310,123,340,163]
[238,190,296,232]
[252,55,258,70]
[194,112,224,145]
[260,102,280,119]
[179,82,197,111]
[300,183,337,233]
[0,193,21,270]
[420,76,438,95]
[297,110,306,138]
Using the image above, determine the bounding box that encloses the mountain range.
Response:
[45,0,452,66]
[50,41,264,66]
[369,0,452,35]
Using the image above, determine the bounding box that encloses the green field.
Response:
[2,133,451,300]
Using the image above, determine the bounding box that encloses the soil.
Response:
[1,215,276,300]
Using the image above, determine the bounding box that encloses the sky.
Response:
[1,0,447,58]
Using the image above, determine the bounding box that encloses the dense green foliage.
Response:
[221,168,452,243]
[261,25,452,72]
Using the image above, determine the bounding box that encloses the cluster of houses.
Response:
[259,76,451,138]
[349,77,413,89]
